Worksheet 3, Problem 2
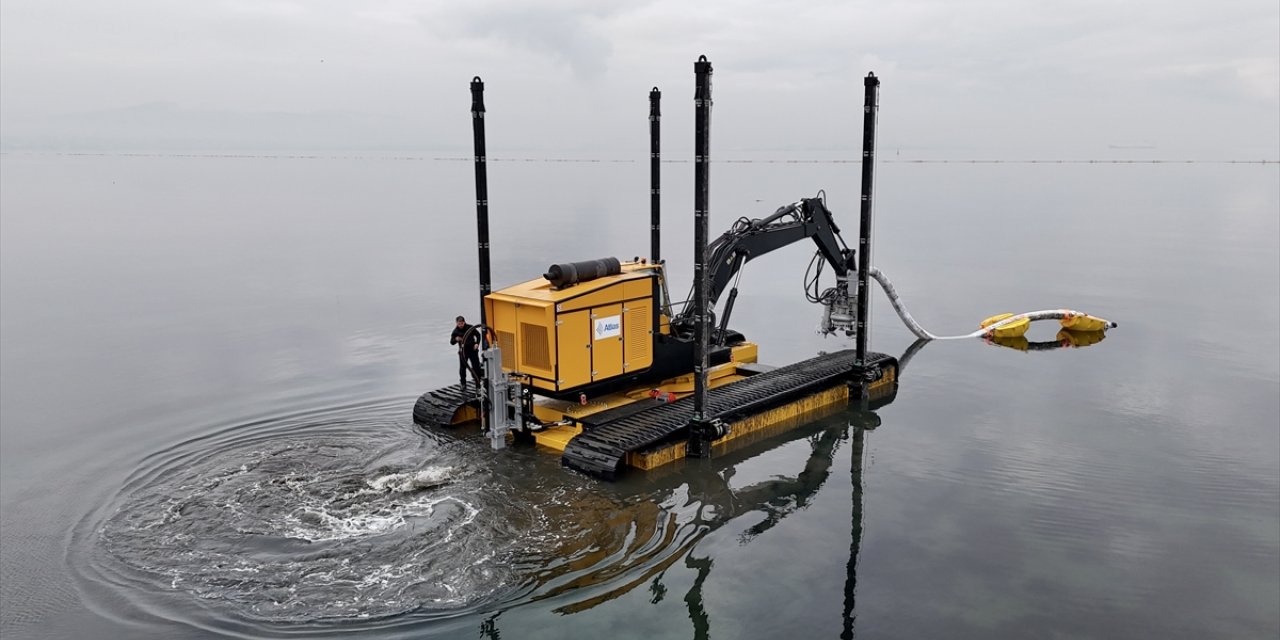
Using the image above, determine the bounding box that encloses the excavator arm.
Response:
[674,196,860,340]
[705,197,853,305]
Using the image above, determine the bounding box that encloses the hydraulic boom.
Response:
[671,197,861,341]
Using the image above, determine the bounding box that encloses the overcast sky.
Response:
[1,0,1276,155]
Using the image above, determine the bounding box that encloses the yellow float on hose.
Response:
[985,329,1108,352]
[980,313,1030,338]
[1059,328,1106,347]
[1059,312,1110,333]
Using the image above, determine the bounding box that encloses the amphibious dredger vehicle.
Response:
[413,57,898,479]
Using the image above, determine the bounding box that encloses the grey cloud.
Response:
[425,2,635,81]
[0,0,1274,155]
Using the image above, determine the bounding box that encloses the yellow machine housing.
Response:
[484,262,664,393]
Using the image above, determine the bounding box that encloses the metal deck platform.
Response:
[561,349,895,479]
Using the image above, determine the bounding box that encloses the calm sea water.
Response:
[1,152,1277,639]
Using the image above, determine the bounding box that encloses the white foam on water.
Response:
[281,495,478,543]
[89,426,525,624]
[367,466,455,493]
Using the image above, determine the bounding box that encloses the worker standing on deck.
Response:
[451,315,482,388]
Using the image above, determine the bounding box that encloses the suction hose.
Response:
[866,267,1117,341]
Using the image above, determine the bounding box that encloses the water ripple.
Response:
[69,397,697,637]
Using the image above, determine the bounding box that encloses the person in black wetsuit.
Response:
[450,315,482,388]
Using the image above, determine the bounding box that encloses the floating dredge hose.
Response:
[866,267,1117,341]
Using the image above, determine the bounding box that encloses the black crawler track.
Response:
[561,349,896,479]
[412,384,480,427]
[410,352,895,479]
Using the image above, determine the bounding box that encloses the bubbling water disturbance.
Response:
[77,399,701,632]
[93,431,507,621]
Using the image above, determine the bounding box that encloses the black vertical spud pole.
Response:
[855,73,878,369]
[841,424,866,640]
[650,87,662,264]
[471,76,491,331]
[690,55,713,455]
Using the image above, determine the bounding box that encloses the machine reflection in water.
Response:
[517,399,883,639]
[498,331,1104,638]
